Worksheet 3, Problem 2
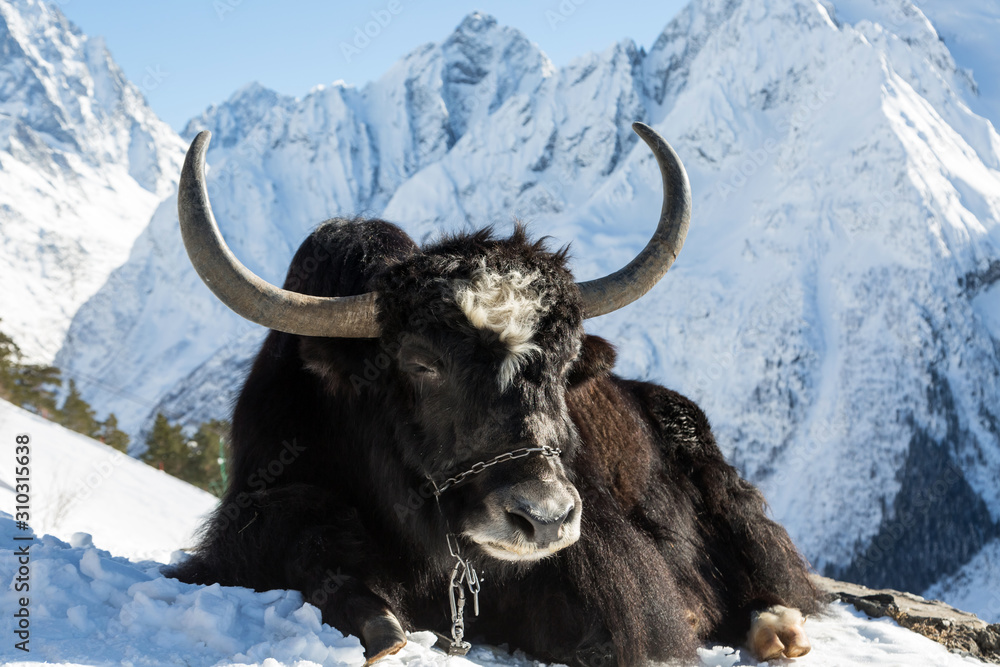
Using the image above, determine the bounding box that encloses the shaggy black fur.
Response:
[169,218,819,666]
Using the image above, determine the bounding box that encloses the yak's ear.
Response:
[567,335,617,386]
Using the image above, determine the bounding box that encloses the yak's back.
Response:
[284,218,419,298]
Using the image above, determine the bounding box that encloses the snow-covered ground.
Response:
[0,398,988,665]
[0,397,215,563]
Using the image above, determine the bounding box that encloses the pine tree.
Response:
[0,323,60,416]
[11,363,61,416]
[140,413,232,492]
[0,328,18,394]
[96,413,130,453]
[141,413,190,477]
[0,322,129,452]
[56,379,100,437]
[189,419,229,494]
[0,328,20,403]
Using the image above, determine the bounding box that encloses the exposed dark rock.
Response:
[814,576,1000,664]
[959,259,1000,295]
[834,371,1000,593]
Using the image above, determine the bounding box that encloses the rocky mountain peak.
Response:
[0,0,185,362]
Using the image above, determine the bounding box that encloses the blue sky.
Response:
[57,1,689,131]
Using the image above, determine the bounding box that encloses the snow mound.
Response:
[0,512,985,666]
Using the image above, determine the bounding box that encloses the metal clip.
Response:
[433,631,472,656]
[465,563,480,617]
[446,533,463,559]
[432,534,480,656]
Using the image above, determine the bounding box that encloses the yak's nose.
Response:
[507,498,576,547]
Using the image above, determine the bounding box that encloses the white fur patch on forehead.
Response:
[453,262,547,389]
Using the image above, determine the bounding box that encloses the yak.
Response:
[168,122,819,666]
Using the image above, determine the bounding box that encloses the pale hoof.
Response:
[361,612,408,665]
[748,605,811,660]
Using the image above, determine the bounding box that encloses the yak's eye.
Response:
[405,361,439,378]
[399,349,443,382]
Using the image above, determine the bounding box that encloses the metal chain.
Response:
[434,534,482,656]
[429,446,560,655]
[429,445,562,496]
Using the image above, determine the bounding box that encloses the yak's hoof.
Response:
[361,612,407,665]
[748,605,811,660]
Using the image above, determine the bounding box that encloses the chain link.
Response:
[434,534,481,655]
[430,444,561,656]
[429,445,562,496]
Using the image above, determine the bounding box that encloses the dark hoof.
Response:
[361,612,407,665]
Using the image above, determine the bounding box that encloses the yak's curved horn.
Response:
[577,122,691,319]
[178,131,380,338]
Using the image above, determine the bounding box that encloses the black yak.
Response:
[169,122,819,666]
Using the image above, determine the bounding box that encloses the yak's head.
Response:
[371,228,587,561]
[176,122,690,564]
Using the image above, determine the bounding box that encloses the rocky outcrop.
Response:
[814,576,1000,664]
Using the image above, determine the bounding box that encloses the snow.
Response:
[924,537,1000,625]
[0,396,216,563]
[0,394,987,665]
[910,0,1000,131]
[972,280,1000,342]
[0,0,186,363]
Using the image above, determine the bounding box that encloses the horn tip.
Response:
[191,130,213,153]
[631,121,654,138]
[631,122,664,151]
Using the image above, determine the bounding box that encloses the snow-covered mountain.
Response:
[0,0,185,363]
[54,0,999,618]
